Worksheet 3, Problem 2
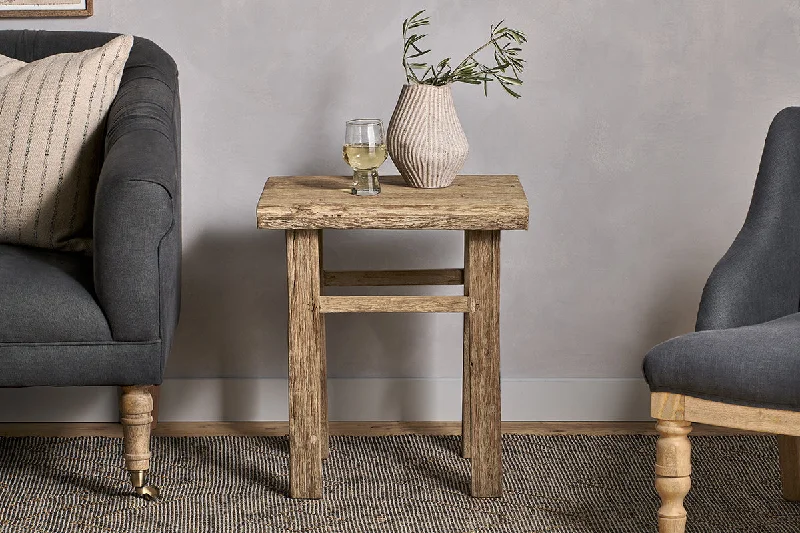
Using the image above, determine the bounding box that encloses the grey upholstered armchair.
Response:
[643,107,800,532]
[0,31,180,499]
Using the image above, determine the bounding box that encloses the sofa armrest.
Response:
[93,39,180,348]
[93,130,178,342]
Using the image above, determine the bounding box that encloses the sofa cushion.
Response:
[0,34,132,252]
[643,313,800,411]
[0,244,111,342]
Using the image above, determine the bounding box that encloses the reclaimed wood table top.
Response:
[256,175,529,230]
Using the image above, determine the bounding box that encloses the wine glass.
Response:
[343,119,387,196]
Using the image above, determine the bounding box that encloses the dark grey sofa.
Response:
[0,30,181,500]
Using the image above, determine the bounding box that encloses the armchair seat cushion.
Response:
[643,313,800,411]
[0,244,110,342]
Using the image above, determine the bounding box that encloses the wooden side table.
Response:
[256,175,529,499]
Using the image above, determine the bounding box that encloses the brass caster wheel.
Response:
[130,470,161,501]
[135,484,161,501]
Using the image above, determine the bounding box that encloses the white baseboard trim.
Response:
[0,378,652,423]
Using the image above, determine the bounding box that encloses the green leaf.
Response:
[508,58,525,73]
[506,29,527,44]
[497,75,522,85]
[499,81,521,98]
[408,63,428,69]
[419,65,434,82]
[409,49,431,58]
[407,10,428,25]
[406,11,430,30]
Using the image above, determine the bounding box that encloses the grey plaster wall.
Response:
[5,1,800,397]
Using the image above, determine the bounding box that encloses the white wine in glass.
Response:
[343,119,387,196]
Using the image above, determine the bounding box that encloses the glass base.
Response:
[351,169,381,196]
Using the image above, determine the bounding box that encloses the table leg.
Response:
[286,229,323,499]
[462,231,471,459]
[319,230,329,460]
[466,230,502,497]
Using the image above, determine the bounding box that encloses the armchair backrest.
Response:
[696,107,800,331]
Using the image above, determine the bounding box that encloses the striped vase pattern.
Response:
[386,84,469,188]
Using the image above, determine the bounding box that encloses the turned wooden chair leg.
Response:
[655,420,692,533]
[121,385,160,500]
[778,435,800,501]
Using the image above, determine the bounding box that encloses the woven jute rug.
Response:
[0,434,798,532]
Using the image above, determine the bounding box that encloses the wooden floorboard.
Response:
[0,421,752,438]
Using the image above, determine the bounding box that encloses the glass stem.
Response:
[352,169,380,196]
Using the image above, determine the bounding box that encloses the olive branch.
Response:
[402,9,527,98]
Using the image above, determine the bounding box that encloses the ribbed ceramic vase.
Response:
[386,84,469,188]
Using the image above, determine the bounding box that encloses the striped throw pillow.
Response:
[0,34,133,253]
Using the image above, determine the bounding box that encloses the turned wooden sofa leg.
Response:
[121,386,160,500]
[655,420,692,533]
[778,435,800,501]
[150,385,160,429]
